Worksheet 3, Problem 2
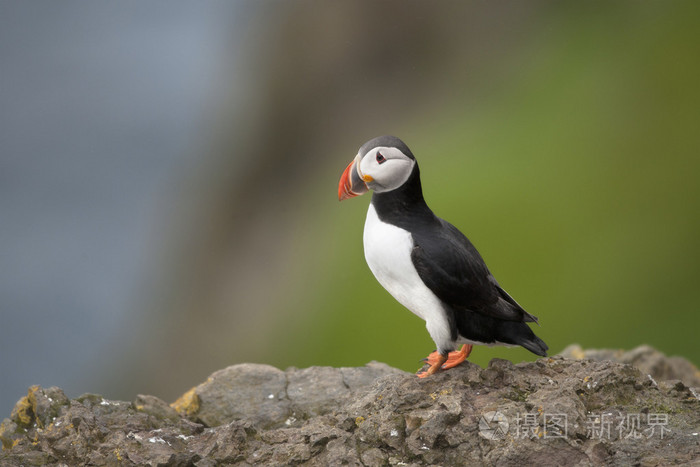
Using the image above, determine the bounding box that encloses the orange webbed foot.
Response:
[416,344,473,377]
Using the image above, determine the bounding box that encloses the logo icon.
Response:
[479,411,509,440]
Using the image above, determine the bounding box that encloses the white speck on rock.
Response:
[390,429,399,437]
[647,374,658,387]
[267,394,275,399]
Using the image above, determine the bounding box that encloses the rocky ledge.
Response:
[1,345,699,466]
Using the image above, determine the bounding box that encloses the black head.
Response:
[358,135,416,161]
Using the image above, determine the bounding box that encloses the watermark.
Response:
[478,411,509,440]
[478,410,671,441]
[585,412,670,440]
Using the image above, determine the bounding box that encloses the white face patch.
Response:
[357,146,415,193]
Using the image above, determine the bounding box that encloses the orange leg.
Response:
[417,344,473,378]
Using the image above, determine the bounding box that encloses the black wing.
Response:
[410,219,538,323]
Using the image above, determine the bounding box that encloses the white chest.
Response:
[362,204,453,351]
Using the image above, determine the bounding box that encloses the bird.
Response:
[338,135,548,377]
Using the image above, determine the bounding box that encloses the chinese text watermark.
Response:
[479,410,671,441]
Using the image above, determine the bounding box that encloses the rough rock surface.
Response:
[2,347,699,466]
[559,344,700,387]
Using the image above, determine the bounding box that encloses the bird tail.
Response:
[501,321,549,357]
[519,334,549,357]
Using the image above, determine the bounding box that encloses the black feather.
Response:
[371,160,548,357]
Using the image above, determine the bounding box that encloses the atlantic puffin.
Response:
[338,135,548,377]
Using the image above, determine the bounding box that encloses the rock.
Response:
[170,361,406,429]
[2,348,699,466]
[174,363,290,428]
[558,344,700,387]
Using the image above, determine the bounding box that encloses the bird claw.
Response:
[416,345,474,377]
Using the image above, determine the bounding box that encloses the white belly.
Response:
[363,204,454,352]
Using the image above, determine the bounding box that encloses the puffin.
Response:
[338,135,548,377]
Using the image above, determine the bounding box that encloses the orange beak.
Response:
[338,155,369,201]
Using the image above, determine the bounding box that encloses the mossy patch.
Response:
[170,387,200,418]
[10,396,34,428]
[505,386,530,402]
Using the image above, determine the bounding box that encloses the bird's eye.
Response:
[376,152,386,164]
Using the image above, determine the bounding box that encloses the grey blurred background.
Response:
[2,1,699,415]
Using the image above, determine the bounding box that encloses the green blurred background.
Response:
[2,1,699,412]
[250,1,700,372]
